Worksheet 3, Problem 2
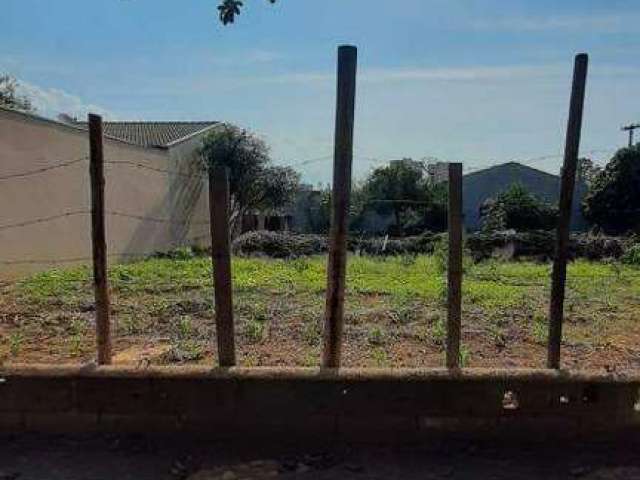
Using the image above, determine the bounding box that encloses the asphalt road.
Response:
[1,434,640,480]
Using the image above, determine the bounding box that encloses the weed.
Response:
[119,315,146,336]
[368,325,386,346]
[431,317,446,346]
[245,319,266,343]
[532,314,547,344]
[167,315,205,363]
[459,345,471,367]
[488,325,507,349]
[290,257,310,273]
[302,321,321,346]
[371,347,390,367]
[301,350,317,367]
[399,254,417,267]
[70,334,83,356]
[389,296,417,324]
[8,331,23,356]
[243,352,259,367]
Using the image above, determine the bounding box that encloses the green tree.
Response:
[200,124,300,234]
[356,159,447,235]
[583,145,640,234]
[217,0,276,25]
[362,159,427,234]
[0,74,34,112]
[480,183,558,232]
[578,157,601,187]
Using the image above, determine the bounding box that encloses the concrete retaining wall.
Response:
[1,365,638,440]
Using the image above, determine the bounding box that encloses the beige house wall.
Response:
[0,109,211,279]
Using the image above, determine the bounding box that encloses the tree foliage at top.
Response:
[217,0,276,25]
[355,159,448,235]
[578,157,601,187]
[200,124,300,233]
[583,145,640,235]
[480,183,558,232]
[0,74,34,112]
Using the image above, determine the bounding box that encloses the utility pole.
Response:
[622,123,640,147]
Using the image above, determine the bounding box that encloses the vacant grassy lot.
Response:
[1,254,639,369]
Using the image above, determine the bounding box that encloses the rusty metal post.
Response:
[446,163,463,369]
[209,165,235,367]
[548,53,589,369]
[88,113,111,365]
[322,45,358,369]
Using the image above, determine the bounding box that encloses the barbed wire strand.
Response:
[0,209,211,231]
[0,156,88,181]
[104,160,206,179]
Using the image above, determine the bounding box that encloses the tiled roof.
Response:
[76,121,219,148]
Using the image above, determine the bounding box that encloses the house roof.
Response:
[464,161,559,180]
[74,121,219,148]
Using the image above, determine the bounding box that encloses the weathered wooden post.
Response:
[446,163,463,369]
[209,165,236,367]
[547,53,589,369]
[322,45,358,368]
[88,113,111,365]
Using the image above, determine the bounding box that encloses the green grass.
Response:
[6,254,640,367]
[14,256,640,321]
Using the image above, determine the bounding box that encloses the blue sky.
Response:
[1,0,639,183]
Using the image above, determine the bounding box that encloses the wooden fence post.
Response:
[322,45,358,369]
[209,165,236,367]
[446,163,463,369]
[548,53,589,369]
[88,113,111,365]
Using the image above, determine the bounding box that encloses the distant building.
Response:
[426,161,449,184]
[462,162,588,231]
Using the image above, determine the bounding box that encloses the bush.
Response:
[231,230,627,262]
[232,231,442,258]
[467,230,625,261]
[573,234,624,260]
[232,231,328,258]
[622,244,640,265]
[480,183,558,232]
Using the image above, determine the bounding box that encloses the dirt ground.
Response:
[2,434,640,480]
[2,256,640,371]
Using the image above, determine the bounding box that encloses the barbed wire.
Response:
[0,210,90,231]
[104,160,206,179]
[0,209,209,231]
[0,156,88,181]
[0,252,166,266]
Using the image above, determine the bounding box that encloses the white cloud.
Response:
[16,80,116,120]
[256,64,562,86]
[470,13,640,33]
[253,63,640,86]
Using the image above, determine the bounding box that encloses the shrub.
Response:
[480,183,558,232]
[467,231,624,261]
[231,230,626,262]
[622,244,640,265]
[232,231,328,258]
[232,231,442,258]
